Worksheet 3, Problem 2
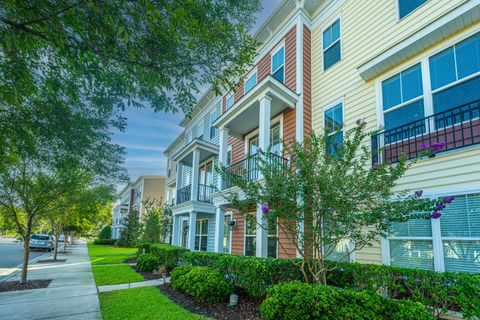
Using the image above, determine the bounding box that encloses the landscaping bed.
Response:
[131,264,163,281]
[0,279,52,292]
[158,284,261,320]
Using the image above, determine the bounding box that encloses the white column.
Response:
[214,207,225,253]
[175,164,183,205]
[217,128,229,190]
[188,212,197,251]
[258,95,272,155]
[172,215,180,246]
[191,149,200,201]
[256,205,268,258]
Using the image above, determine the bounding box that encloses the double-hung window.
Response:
[267,220,278,258]
[244,72,257,94]
[271,46,285,83]
[381,64,425,143]
[387,193,480,273]
[194,219,209,252]
[324,102,343,157]
[225,94,234,110]
[244,213,256,256]
[323,18,341,71]
[398,0,428,19]
[429,33,480,123]
[223,214,232,254]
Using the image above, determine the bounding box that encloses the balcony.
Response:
[371,100,480,166]
[176,185,191,205]
[198,184,215,203]
[222,152,289,190]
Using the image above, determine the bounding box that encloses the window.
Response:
[324,102,343,156]
[270,124,281,154]
[325,239,352,262]
[226,146,232,166]
[226,94,234,110]
[210,126,217,139]
[430,33,480,115]
[194,219,209,251]
[245,214,256,256]
[244,72,257,94]
[398,0,428,19]
[381,64,425,142]
[387,193,480,273]
[267,220,278,258]
[323,18,341,71]
[271,46,285,83]
[223,214,232,254]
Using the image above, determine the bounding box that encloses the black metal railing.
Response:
[372,99,480,167]
[198,184,215,203]
[170,198,176,206]
[176,185,191,205]
[222,152,289,190]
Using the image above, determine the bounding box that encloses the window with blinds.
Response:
[244,72,257,94]
[398,0,428,19]
[194,219,209,252]
[323,19,341,71]
[271,46,285,84]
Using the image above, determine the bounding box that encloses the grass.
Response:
[92,264,144,286]
[99,287,207,320]
[87,242,137,257]
[91,255,134,265]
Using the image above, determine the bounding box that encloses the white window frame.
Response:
[194,218,209,252]
[244,114,284,155]
[271,43,285,83]
[223,212,233,254]
[244,212,257,256]
[244,69,258,94]
[396,0,429,21]
[381,187,480,272]
[225,93,234,110]
[322,16,342,72]
[267,219,279,258]
[323,98,344,156]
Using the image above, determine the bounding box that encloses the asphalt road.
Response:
[0,237,46,270]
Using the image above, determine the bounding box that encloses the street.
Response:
[0,237,46,273]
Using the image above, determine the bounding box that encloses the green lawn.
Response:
[87,243,137,257]
[92,264,144,286]
[91,255,134,265]
[99,287,207,320]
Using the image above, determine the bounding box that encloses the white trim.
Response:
[271,41,286,79]
[310,0,343,30]
[243,212,257,256]
[323,97,344,135]
[244,69,258,95]
[243,114,284,155]
[225,93,234,110]
[396,0,430,21]
[223,212,233,254]
[322,15,342,72]
[194,218,209,252]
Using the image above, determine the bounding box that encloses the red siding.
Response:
[229,136,244,163]
[231,211,244,255]
[285,26,296,92]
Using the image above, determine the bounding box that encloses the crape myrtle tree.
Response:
[218,121,454,285]
[141,198,163,244]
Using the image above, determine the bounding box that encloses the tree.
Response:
[141,200,162,244]
[161,206,173,244]
[218,122,453,285]
[117,209,142,248]
[98,225,112,240]
[0,0,261,117]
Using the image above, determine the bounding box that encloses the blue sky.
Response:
[113,0,282,185]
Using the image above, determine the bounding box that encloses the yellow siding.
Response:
[311,0,480,264]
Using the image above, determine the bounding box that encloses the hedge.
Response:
[260,282,434,320]
[137,253,161,272]
[93,239,117,245]
[139,243,188,271]
[325,260,480,319]
[171,266,233,303]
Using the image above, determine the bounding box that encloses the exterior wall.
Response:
[310,0,480,264]
[231,210,245,255]
[142,177,166,219]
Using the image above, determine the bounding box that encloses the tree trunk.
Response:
[63,233,67,253]
[20,216,33,284]
[53,233,60,261]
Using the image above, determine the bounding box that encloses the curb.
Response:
[0,251,52,283]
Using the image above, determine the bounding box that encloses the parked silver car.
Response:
[29,234,54,251]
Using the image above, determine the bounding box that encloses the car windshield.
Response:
[31,235,49,240]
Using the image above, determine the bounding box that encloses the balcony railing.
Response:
[176,185,191,205]
[222,152,289,190]
[372,99,480,166]
[198,184,215,203]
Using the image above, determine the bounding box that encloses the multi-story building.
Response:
[111,175,166,239]
[165,0,480,273]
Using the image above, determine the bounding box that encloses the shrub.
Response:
[149,244,188,271]
[137,243,152,255]
[170,265,195,291]
[137,254,161,272]
[93,239,117,245]
[184,251,303,298]
[98,225,112,240]
[172,266,232,303]
[325,261,480,319]
[260,282,434,320]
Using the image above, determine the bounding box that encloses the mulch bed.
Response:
[38,259,67,263]
[131,265,163,281]
[0,279,52,293]
[158,284,262,320]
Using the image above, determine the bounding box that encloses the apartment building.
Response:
[165,0,480,273]
[111,175,166,239]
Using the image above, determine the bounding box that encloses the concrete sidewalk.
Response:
[0,241,101,320]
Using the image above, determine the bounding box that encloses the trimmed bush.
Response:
[170,265,195,286]
[93,239,117,245]
[171,266,232,303]
[325,260,480,319]
[184,251,304,298]
[137,243,152,255]
[137,254,160,272]
[149,244,188,271]
[260,282,434,320]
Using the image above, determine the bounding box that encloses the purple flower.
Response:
[435,204,445,211]
[430,212,442,219]
[419,143,429,151]
[356,119,367,127]
[415,190,423,198]
[261,203,269,214]
[431,142,446,152]
[443,195,455,204]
